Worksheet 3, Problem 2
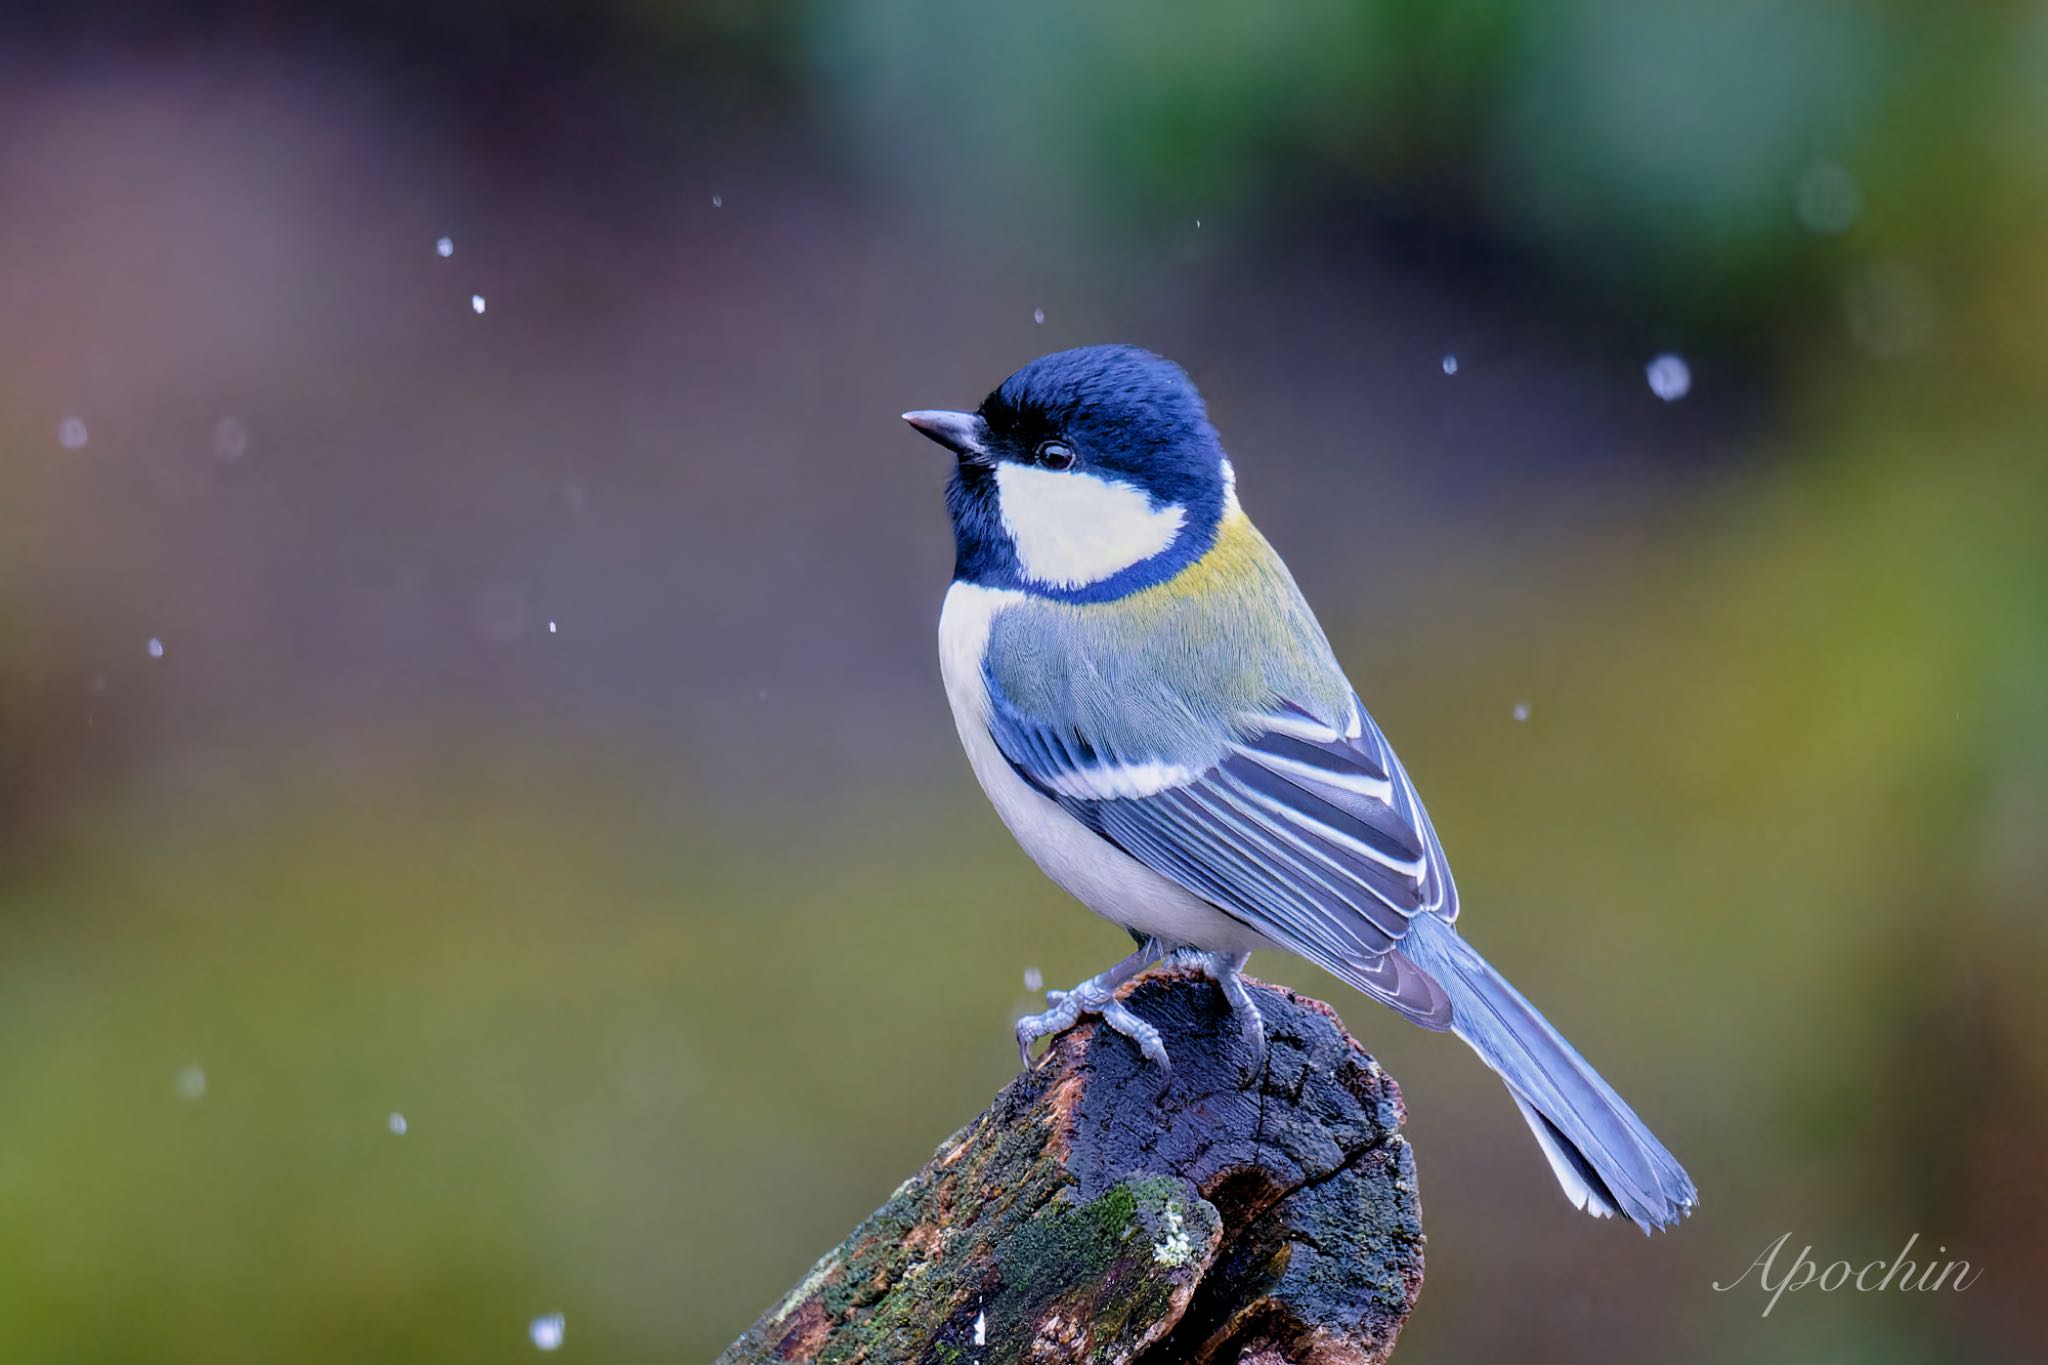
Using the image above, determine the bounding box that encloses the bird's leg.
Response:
[1170,948,1266,1067]
[1016,939,1170,1071]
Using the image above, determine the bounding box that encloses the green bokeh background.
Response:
[1,3,2043,1362]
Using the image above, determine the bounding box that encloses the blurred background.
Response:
[2,2,2044,1361]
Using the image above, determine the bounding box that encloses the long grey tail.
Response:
[1400,914,1698,1232]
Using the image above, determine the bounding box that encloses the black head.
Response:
[904,345,1234,601]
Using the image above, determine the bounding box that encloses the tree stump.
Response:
[714,968,1424,1365]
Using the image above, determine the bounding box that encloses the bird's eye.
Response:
[1036,441,1075,471]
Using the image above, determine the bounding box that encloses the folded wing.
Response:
[985,674,1461,1030]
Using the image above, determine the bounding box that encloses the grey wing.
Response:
[988,683,1461,1030]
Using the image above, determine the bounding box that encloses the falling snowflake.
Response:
[1645,354,1691,402]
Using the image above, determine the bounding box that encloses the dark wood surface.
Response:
[714,968,1424,1365]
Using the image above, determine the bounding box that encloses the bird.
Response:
[903,344,1698,1233]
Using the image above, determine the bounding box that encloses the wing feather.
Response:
[987,665,1460,1027]
[972,521,1458,1026]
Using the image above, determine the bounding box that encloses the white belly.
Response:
[937,581,1266,954]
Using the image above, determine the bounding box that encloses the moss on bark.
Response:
[714,970,1422,1365]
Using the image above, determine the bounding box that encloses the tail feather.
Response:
[1514,1097,1619,1220]
[1400,914,1698,1232]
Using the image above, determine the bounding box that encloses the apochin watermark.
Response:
[1715,1232,1982,1317]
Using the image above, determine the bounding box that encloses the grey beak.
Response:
[901,409,987,461]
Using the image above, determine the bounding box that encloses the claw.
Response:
[1098,997,1171,1071]
[1015,942,1166,1070]
[1015,988,1082,1066]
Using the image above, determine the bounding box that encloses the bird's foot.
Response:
[1016,943,1169,1071]
[1169,948,1267,1070]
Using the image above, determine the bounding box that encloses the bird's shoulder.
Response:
[981,510,1355,755]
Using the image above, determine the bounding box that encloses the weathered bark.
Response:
[715,968,1424,1365]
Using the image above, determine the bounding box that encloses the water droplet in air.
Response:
[58,417,88,449]
[711,193,723,209]
[1194,219,1202,228]
[547,620,558,635]
[1440,355,1458,376]
[177,1065,207,1099]
[1512,701,1532,723]
[436,236,455,258]
[213,417,249,461]
[1023,966,1043,993]
[1033,308,1046,325]
[1795,161,1862,235]
[388,1112,408,1135]
[147,637,166,659]
[530,1314,566,1351]
[471,294,487,315]
[1645,354,1691,401]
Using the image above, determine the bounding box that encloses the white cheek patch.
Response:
[994,463,1186,589]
